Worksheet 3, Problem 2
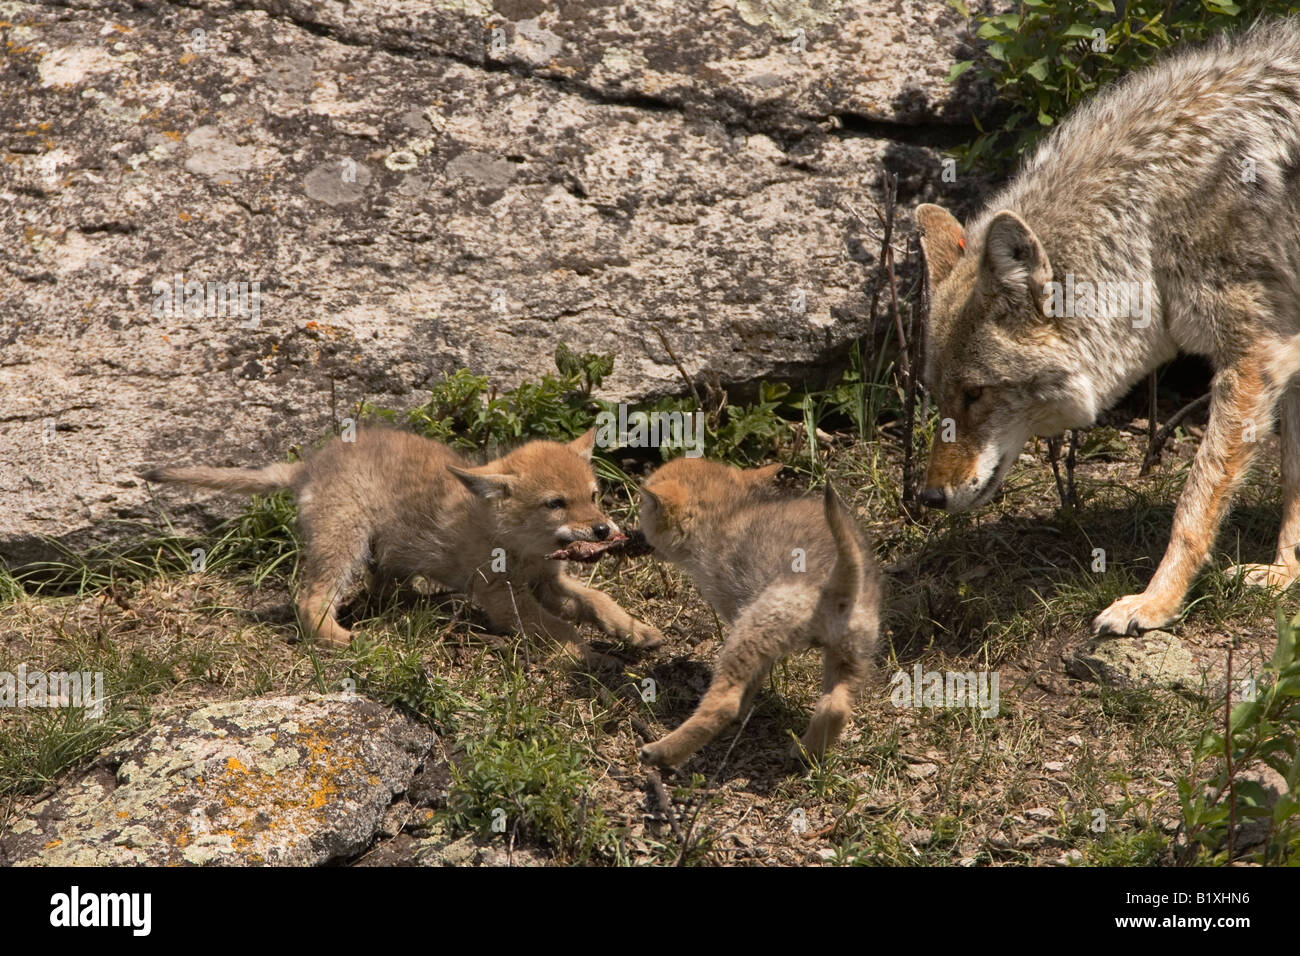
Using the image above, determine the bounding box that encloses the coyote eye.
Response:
[544,497,566,510]
[962,387,984,408]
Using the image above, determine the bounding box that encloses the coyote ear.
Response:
[983,210,1052,312]
[915,203,966,287]
[448,466,514,499]
[642,480,686,518]
[568,428,597,462]
[746,462,782,485]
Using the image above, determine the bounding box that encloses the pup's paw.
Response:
[1091,591,1179,636]
[639,741,670,767]
[1227,562,1299,592]
[628,620,666,649]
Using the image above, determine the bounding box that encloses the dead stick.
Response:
[1140,393,1210,475]
[1225,642,1236,862]
[1065,428,1078,508]
[1146,371,1157,458]
[901,236,919,515]
[652,325,702,410]
[645,769,685,842]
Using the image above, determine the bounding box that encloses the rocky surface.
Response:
[1066,631,1204,692]
[0,0,992,562]
[0,693,437,865]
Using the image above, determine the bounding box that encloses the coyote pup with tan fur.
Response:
[143,428,664,660]
[637,458,881,768]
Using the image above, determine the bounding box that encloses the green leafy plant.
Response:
[444,671,615,862]
[1177,608,1300,864]
[360,343,900,470]
[946,0,1298,171]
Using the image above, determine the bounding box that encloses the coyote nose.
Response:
[918,487,946,510]
[592,523,611,540]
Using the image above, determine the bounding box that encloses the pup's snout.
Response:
[592,523,611,540]
[918,487,946,510]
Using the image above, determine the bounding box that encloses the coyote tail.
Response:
[822,482,865,609]
[140,461,300,495]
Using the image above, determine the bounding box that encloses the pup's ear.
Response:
[448,466,514,499]
[641,479,686,518]
[745,462,782,486]
[982,210,1052,313]
[568,428,597,462]
[916,203,966,287]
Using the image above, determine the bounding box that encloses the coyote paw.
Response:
[639,741,670,767]
[1227,562,1298,592]
[628,621,666,649]
[1091,592,1179,636]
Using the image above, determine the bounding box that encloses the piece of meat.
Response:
[546,529,654,562]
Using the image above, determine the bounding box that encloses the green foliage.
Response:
[1177,608,1300,864]
[947,0,1300,171]
[360,342,899,469]
[344,637,465,731]
[445,669,614,862]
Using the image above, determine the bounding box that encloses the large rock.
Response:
[0,0,989,562]
[1066,632,1203,692]
[1,694,436,866]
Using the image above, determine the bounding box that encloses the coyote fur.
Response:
[143,428,664,660]
[637,458,881,767]
[916,21,1300,635]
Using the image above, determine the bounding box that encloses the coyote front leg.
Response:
[472,576,597,664]
[540,575,665,648]
[1093,353,1284,635]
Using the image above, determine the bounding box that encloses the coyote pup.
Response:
[143,429,664,659]
[915,21,1300,635]
[637,458,880,767]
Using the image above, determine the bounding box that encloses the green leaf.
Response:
[1273,793,1299,824]
[947,59,975,83]
[1025,56,1050,81]
[1063,22,1097,37]
[1235,780,1273,809]
[1230,698,1262,734]
[1275,610,1299,669]
[1091,0,1116,11]
[945,0,970,16]
[1037,110,1053,126]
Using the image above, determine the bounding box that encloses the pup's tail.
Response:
[822,481,867,609]
[140,461,300,495]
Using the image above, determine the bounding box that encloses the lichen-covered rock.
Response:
[1066,632,1203,692]
[0,0,991,563]
[174,0,996,131]
[1,694,437,866]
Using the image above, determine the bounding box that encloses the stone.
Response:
[0,0,995,564]
[0,693,436,866]
[1067,632,1203,691]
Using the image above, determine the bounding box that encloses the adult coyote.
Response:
[915,21,1300,635]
